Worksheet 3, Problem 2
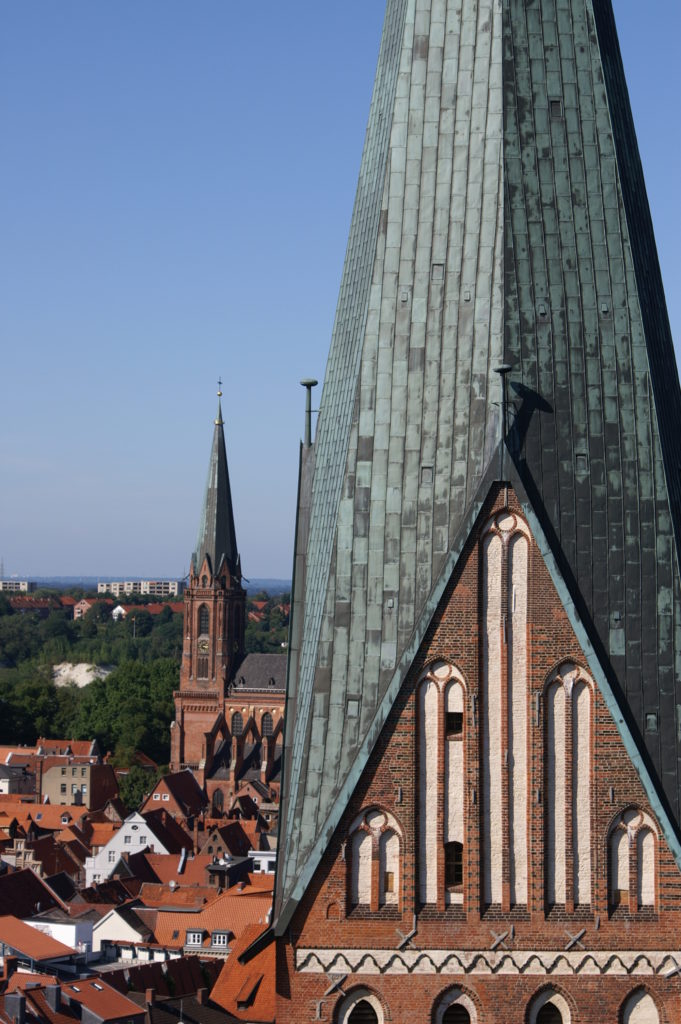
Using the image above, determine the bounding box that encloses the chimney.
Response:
[1,956,17,983]
[145,987,156,1006]
[196,988,207,1005]
[45,986,61,1011]
[4,992,25,1024]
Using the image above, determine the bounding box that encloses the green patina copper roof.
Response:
[193,395,240,579]
[274,0,681,932]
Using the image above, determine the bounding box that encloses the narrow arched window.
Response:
[199,605,209,635]
[445,841,463,889]
[348,1001,378,1024]
[232,712,243,737]
[443,1005,471,1024]
[621,989,660,1023]
[262,712,273,737]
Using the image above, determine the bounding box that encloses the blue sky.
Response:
[1,2,679,580]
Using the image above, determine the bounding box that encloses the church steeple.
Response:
[170,387,247,778]
[192,383,240,580]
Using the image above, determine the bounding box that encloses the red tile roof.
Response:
[62,978,144,1021]
[210,924,275,1022]
[153,884,272,950]
[0,915,75,960]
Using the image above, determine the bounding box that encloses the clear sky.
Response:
[1,2,679,581]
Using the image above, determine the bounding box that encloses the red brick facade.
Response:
[170,555,246,783]
[275,486,681,1022]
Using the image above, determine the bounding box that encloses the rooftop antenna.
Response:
[300,379,318,448]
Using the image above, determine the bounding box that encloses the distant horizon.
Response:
[2,573,291,590]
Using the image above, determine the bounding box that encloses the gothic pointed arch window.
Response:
[199,604,210,635]
[348,1003,378,1024]
[480,511,531,908]
[418,660,467,905]
[347,809,401,911]
[433,989,477,1024]
[620,989,660,1023]
[544,663,593,908]
[527,990,570,1024]
[231,712,244,737]
[608,809,657,911]
[336,990,384,1024]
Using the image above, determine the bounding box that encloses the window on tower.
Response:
[199,605,209,635]
[197,657,209,679]
[445,841,463,889]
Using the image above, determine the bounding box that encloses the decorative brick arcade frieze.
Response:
[296,948,681,977]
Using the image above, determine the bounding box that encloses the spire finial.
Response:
[215,378,224,425]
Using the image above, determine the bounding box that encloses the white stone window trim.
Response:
[527,989,571,1024]
[433,987,478,1023]
[620,987,661,1024]
[347,807,402,909]
[336,988,384,1024]
[607,806,658,910]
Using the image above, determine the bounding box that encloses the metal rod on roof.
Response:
[300,379,318,448]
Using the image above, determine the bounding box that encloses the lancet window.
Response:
[620,989,660,1023]
[544,663,593,908]
[418,661,466,905]
[481,512,530,907]
[198,604,210,635]
[348,808,401,911]
[608,809,657,911]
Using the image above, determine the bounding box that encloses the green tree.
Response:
[118,764,157,812]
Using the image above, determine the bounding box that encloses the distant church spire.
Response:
[192,383,240,579]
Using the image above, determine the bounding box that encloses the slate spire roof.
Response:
[192,389,240,578]
[274,0,681,933]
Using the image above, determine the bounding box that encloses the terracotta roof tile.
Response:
[0,915,75,960]
[62,978,144,1021]
[210,924,275,1022]
[153,886,272,949]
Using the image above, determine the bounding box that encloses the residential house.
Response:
[40,763,118,811]
[84,811,192,886]
[139,770,207,825]
[152,882,272,958]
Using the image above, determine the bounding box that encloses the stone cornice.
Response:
[296,948,681,978]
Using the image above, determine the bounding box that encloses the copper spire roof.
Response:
[192,387,240,578]
[274,0,681,932]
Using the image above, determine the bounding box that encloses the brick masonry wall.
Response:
[276,485,681,1022]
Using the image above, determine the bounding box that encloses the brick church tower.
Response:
[170,389,246,784]
[265,1,681,1022]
